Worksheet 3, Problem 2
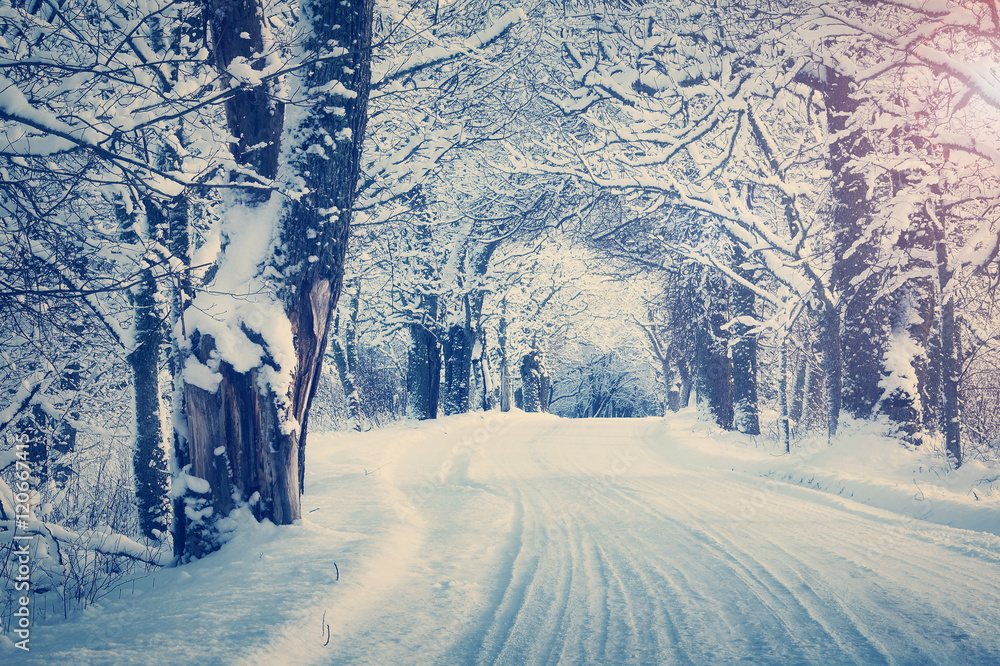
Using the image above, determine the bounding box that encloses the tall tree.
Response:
[181,0,375,557]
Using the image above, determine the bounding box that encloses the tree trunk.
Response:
[520,349,546,413]
[168,196,191,558]
[923,320,943,435]
[940,297,961,466]
[442,322,474,415]
[695,276,733,430]
[407,323,441,420]
[789,349,807,426]
[818,301,842,438]
[167,188,192,559]
[667,388,680,413]
[879,279,934,446]
[663,357,679,414]
[934,206,962,467]
[130,202,171,542]
[677,356,692,408]
[182,0,374,559]
[823,69,884,423]
[780,342,790,453]
[442,247,496,415]
[731,248,760,435]
[498,313,512,412]
[479,334,497,411]
[540,371,551,413]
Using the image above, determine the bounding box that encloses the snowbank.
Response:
[657,410,1000,538]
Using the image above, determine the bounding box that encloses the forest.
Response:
[2,0,1000,630]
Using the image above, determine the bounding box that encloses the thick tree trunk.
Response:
[695,277,733,430]
[442,322,474,415]
[182,0,374,559]
[520,349,546,413]
[286,0,374,494]
[407,323,441,420]
[118,199,171,543]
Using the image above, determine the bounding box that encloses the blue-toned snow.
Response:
[8,411,1000,664]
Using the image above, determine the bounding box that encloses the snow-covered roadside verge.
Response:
[657,409,1000,538]
[2,411,514,663]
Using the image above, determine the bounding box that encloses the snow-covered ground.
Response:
[8,411,1000,664]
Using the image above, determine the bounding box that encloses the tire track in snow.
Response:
[617,453,1000,665]
[555,428,900,664]
[472,421,585,665]
[610,471,900,664]
[472,419,695,664]
[263,415,1000,665]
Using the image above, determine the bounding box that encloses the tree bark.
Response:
[182,0,375,558]
[940,298,961,466]
[731,247,760,435]
[520,349,546,413]
[822,69,885,422]
[934,204,962,467]
[442,322,474,415]
[130,202,171,542]
[789,349,807,426]
[676,356,692,408]
[407,322,441,420]
[479,334,497,411]
[780,342,790,453]
[498,311,512,412]
[695,276,733,430]
[442,246,496,415]
[818,301,842,438]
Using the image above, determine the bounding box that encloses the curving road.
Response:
[255,414,1000,665]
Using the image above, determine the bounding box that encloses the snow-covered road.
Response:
[16,413,1000,664]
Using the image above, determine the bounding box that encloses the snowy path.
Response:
[16,414,1000,664]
